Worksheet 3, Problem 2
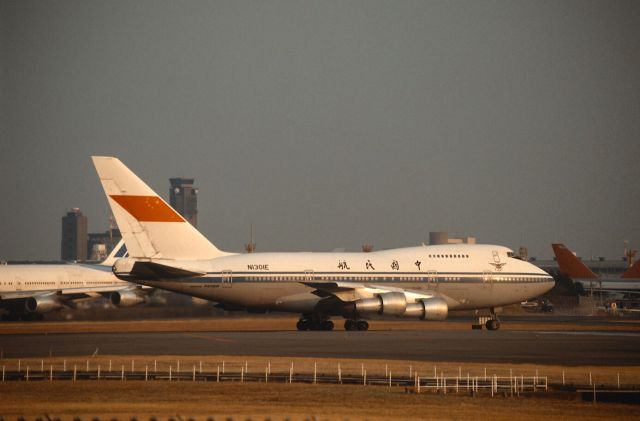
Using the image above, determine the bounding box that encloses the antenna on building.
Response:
[624,240,637,267]
[245,223,256,253]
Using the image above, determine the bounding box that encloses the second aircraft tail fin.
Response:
[622,259,640,279]
[551,243,598,279]
[92,156,229,260]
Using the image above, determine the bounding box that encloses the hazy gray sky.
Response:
[1,1,639,261]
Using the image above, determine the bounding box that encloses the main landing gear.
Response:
[344,319,369,331]
[296,316,334,331]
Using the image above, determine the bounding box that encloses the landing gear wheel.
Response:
[296,318,311,331]
[356,320,369,331]
[321,320,334,331]
[485,319,500,331]
[344,319,356,331]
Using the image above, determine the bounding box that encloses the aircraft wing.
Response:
[302,280,440,303]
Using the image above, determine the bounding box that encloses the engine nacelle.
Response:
[403,297,448,320]
[111,290,145,307]
[355,292,407,316]
[25,296,63,314]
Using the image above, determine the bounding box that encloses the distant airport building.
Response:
[87,228,121,261]
[61,208,88,261]
[170,178,198,227]
[429,231,476,245]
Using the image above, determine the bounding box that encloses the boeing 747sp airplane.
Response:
[0,241,152,321]
[93,156,555,331]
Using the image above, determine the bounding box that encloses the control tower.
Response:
[169,178,198,227]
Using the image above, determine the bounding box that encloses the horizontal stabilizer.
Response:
[551,244,597,279]
[114,259,205,280]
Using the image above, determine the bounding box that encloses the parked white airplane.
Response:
[93,156,555,331]
[552,243,640,295]
[0,240,152,321]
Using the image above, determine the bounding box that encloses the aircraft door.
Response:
[482,270,493,288]
[427,270,438,290]
[221,270,233,288]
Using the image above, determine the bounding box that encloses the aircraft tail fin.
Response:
[92,156,229,260]
[551,243,597,279]
[622,259,640,279]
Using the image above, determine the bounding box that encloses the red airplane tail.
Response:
[551,244,597,279]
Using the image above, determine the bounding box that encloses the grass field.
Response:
[1,380,639,421]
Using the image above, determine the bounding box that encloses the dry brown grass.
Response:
[1,380,639,421]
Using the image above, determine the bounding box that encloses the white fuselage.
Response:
[131,244,554,315]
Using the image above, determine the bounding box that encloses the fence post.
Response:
[617,373,620,389]
[18,360,21,373]
[338,363,341,383]
[417,374,420,393]
[363,369,367,386]
[2,365,5,382]
[97,365,101,380]
[63,360,66,372]
[86,360,89,372]
[562,370,565,385]
[169,366,172,381]
[26,366,29,381]
[314,362,317,384]
[121,365,124,381]
[200,360,202,374]
[41,359,44,372]
[241,366,244,383]
[265,365,268,383]
[217,366,220,382]
[289,363,293,384]
[73,365,77,381]
[131,360,135,373]
[145,365,148,381]
[154,360,157,373]
[108,360,111,372]
[193,365,196,382]
[222,361,225,373]
[49,365,53,382]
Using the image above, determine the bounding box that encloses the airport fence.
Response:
[0,357,637,395]
[0,358,547,395]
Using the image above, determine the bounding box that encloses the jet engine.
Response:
[355,292,407,316]
[25,296,63,314]
[403,297,448,320]
[110,289,145,307]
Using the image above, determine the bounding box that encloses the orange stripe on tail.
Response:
[110,195,184,222]
[551,244,597,279]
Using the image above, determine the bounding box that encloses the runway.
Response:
[2,328,639,365]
